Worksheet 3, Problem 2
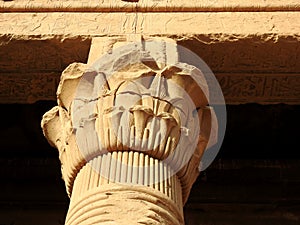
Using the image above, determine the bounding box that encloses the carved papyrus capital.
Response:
[41,37,220,225]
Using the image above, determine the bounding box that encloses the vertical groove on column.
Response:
[115,151,122,182]
[98,153,105,186]
[121,151,128,183]
[127,151,133,183]
[159,160,164,193]
[132,151,139,184]
[144,154,149,186]
[154,158,159,191]
[149,156,154,188]
[138,152,144,185]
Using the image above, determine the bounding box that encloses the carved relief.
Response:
[1,72,299,104]
[0,73,60,103]
[216,73,300,104]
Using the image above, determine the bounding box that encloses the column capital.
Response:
[41,37,218,224]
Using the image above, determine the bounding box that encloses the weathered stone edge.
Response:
[1,0,300,12]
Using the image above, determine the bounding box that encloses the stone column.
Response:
[41,37,216,225]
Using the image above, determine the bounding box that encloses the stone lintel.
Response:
[1,0,300,12]
[0,12,299,105]
[0,12,299,36]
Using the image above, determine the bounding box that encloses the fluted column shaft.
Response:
[66,152,183,225]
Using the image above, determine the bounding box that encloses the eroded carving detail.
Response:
[2,72,299,104]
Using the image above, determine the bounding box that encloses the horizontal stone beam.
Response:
[1,35,300,74]
[0,37,91,73]
[1,0,300,12]
[1,72,299,104]
[0,12,299,36]
[1,12,299,105]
